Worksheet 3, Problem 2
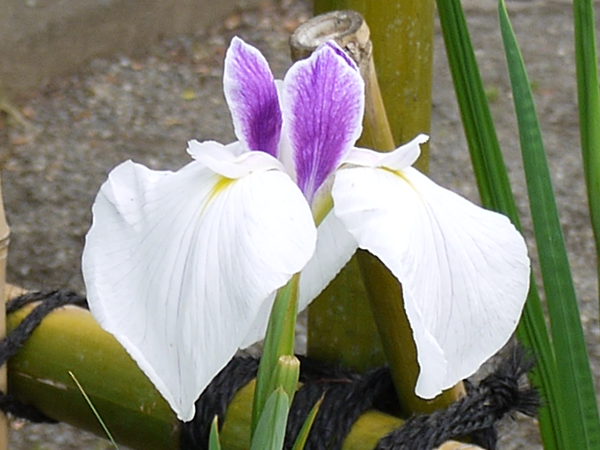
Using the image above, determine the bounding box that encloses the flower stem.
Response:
[251,274,300,437]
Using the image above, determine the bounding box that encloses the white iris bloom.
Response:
[82,37,530,421]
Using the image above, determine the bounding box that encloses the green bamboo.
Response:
[7,302,178,450]
[7,300,480,450]
[303,5,462,415]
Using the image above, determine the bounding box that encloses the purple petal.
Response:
[283,41,364,203]
[224,37,282,158]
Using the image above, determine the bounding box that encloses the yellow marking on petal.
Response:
[206,176,236,207]
[382,167,413,186]
[380,167,429,207]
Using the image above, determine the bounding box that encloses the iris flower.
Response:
[82,37,530,421]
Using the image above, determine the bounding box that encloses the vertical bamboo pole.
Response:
[298,5,465,415]
[291,11,387,374]
[0,173,9,450]
[313,0,434,170]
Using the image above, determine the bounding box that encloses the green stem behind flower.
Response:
[573,0,600,310]
[252,274,300,437]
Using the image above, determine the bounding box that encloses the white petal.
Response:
[239,211,358,349]
[332,166,530,398]
[187,140,284,178]
[83,159,316,420]
[298,211,358,312]
[343,134,429,169]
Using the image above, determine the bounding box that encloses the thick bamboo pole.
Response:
[291,10,386,374]
[0,174,9,450]
[6,301,178,450]
[5,300,482,450]
[292,9,464,416]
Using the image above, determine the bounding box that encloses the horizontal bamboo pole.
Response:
[6,298,178,450]
[0,173,9,450]
[5,292,477,449]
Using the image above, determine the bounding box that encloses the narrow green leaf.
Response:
[435,1,566,448]
[209,416,222,450]
[252,274,300,436]
[291,396,323,450]
[250,388,290,450]
[68,371,119,450]
[573,0,600,298]
[499,2,600,448]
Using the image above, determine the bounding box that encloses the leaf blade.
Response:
[498,2,600,448]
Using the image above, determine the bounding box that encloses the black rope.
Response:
[0,290,539,450]
[184,346,538,450]
[374,346,538,450]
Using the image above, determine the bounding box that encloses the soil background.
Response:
[1,0,597,448]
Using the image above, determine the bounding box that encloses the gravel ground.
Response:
[1,0,598,448]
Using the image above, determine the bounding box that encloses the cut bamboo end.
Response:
[289,10,370,65]
[290,11,395,151]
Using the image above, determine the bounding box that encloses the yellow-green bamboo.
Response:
[291,10,387,373]
[6,301,477,449]
[299,6,465,415]
[6,301,178,450]
[0,174,9,450]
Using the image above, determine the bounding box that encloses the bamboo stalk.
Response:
[0,174,9,450]
[6,300,178,450]
[291,9,465,416]
[5,297,484,449]
[291,10,386,373]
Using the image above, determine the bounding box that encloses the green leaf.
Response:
[209,416,222,450]
[68,371,119,450]
[499,2,600,448]
[573,0,600,297]
[435,1,567,448]
[250,388,290,450]
[266,355,300,406]
[252,274,299,436]
[291,396,323,450]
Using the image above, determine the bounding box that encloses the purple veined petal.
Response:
[223,37,283,157]
[283,40,364,204]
